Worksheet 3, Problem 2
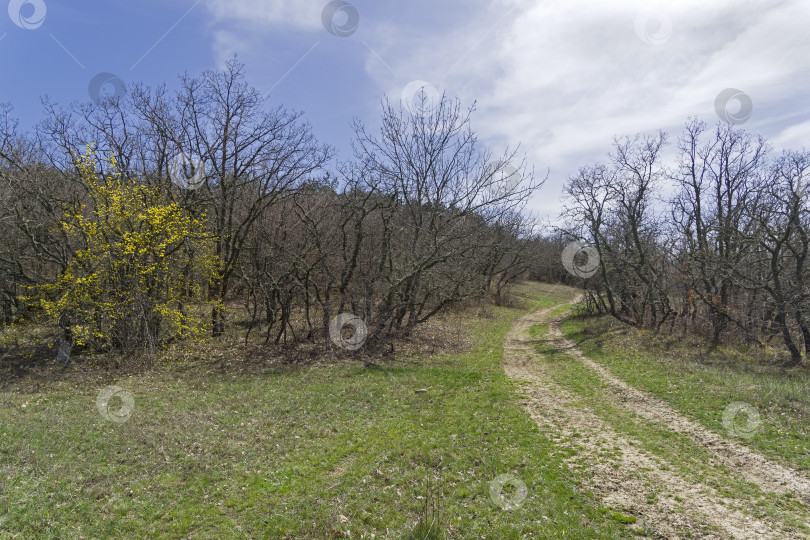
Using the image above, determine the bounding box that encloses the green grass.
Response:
[527,322,809,533]
[0,283,632,539]
[600,509,637,525]
[523,309,810,535]
[560,312,810,473]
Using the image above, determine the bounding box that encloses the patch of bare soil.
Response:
[548,310,810,501]
[503,304,807,539]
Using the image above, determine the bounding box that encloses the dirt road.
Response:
[503,300,810,539]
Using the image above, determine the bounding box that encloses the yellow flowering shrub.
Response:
[33,146,218,350]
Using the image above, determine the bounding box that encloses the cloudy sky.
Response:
[2,0,809,220]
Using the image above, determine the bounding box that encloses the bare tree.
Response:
[671,120,768,342]
[741,150,810,364]
[562,133,670,327]
[350,94,543,337]
[37,59,332,336]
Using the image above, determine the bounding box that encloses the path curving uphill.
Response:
[503,297,810,539]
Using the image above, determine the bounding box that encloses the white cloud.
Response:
[360,0,810,218]
[196,0,810,219]
[201,0,325,67]
[772,120,810,151]
[203,0,323,30]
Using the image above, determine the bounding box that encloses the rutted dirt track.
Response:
[503,300,810,539]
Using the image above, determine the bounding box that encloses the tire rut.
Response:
[548,300,810,502]
[503,303,806,539]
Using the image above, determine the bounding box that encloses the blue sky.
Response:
[2,0,810,221]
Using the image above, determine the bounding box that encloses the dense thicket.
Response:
[559,120,810,365]
[0,60,541,357]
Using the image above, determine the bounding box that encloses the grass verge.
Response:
[0,282,632,539]
[560,312,810,473]
[519,308,810,535]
